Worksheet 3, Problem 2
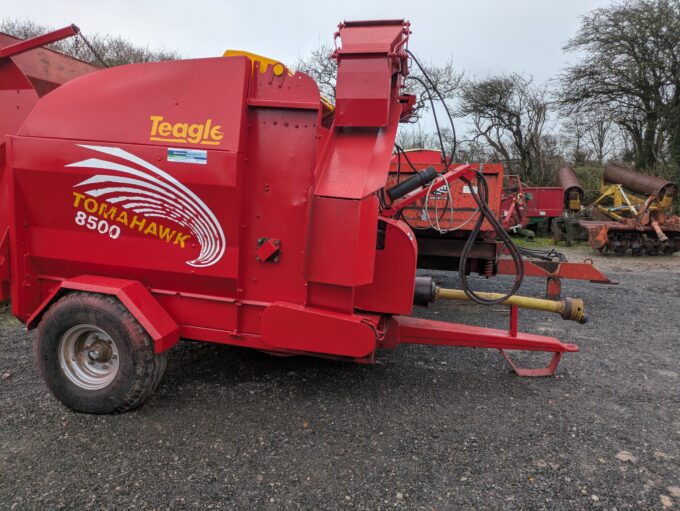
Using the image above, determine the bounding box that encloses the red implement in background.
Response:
[523,187,564,220]
[387,152,613,296]
[388,149,502,275]
[0,25,98,143]
[500,176,563,231]
[388,149,503,232]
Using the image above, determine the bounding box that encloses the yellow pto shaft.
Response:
[435,287,588,324]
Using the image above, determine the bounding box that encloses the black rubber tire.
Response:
[35,292,167,414]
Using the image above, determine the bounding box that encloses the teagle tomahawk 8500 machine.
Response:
[0,20,586,413]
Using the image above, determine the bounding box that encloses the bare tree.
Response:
[559,111,620,165]
[406,58,461,102]
[396,125,438,151]
[558,0,680,176]
[560,114,591,165]
[584,115,615,165]
[0,18,180,66]
[456,139,499,164]
[294,43,337,101]
[458,73,551,184]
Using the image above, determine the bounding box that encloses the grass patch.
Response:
[511,236,556,248]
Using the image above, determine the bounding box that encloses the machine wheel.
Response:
[35,292,167,414]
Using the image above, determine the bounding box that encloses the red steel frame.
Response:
[500,175,528,231]
[497,258,614,299]
[1,19,580,376]
[0,25,80,59]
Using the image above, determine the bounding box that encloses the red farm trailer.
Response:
[388,149,503,275]
[523,187,564,221]
[389,150,613,299]
[500,176,563,234]
[1,20,588,414]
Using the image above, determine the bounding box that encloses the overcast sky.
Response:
[5,0,614,139]
[7,0,612,82]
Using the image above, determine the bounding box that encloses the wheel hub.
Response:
[87,341,113,363]
[58,324,120,390]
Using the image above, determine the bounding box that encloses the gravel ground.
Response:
[0,244,679,510]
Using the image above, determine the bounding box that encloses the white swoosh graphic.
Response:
[67,145,226,267]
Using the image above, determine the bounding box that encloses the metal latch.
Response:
[255,238,280,263]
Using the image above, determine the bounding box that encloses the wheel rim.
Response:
[58,324,120,390]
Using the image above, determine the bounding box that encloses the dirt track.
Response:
[1,244,679,510]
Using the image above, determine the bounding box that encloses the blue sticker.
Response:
[167,148,207,165]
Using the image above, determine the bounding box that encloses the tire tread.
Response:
[36,292,168,414]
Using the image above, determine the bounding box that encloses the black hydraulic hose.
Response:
[394,144,419,178]
[459,171,525,304]
[406,49,457,165]
[405,75,447,167]
[403,51,465,232]
[395,77,453,224]
[403,50,523,303]
[380,145,415,209]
